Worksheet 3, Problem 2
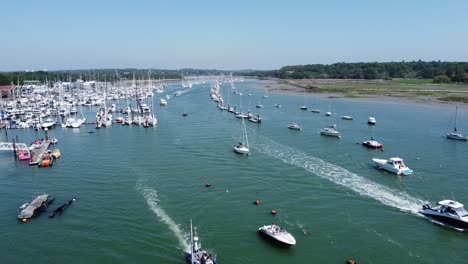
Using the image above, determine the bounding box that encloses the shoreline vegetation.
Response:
[1,61,468,104]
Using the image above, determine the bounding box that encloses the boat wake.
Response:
[136,184,189,250]
[251,135,426,214]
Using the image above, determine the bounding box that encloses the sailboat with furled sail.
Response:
[446,106,467,141]
[234,117,250,155]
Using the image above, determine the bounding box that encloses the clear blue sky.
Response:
[1,0,467,71]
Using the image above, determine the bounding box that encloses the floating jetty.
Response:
[29,140,51,165]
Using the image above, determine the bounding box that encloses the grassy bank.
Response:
[279,78,468,102]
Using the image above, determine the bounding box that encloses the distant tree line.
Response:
[244,61,468,83]
[0,68,258,86]
[2,61,468,85]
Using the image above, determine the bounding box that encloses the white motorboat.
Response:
[187,220,217,264]
[420,200,468,230]
[372,157,413,175]
[160,98,168,106]
[341,115,353,120]
[41,118,56,129]
[320,124,340,138]
[288,122,302,130]
[258,224,296,245]
[368,116,376,125]
[325,111,332,116]
[310,109,320,113]
[300,105,307,110]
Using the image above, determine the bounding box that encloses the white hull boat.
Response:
[320,127,340,138]
[372,157,412,175]
[288,122,302,130]
[258,224,296,245]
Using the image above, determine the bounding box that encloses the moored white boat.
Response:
[288,122,302,130]
[368,116,376,125]
[372,157,412,175]
[258,224,296,245]
[320,126,340,138]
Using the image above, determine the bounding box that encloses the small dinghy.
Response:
[258,224,296,245]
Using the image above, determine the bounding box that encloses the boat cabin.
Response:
[388,157,405,167]
[436,200,468,217]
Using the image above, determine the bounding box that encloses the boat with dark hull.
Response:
[49,197,76,218]
[420,200,468,230]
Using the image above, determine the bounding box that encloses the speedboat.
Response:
[300,105,307,110]
[17,194,54,222]
[325,111,332,116]
[160,98,168,106]
[258,224,296,245]
[187,220,217,264]
[368,116,376,125]
[372,157,412,175]
[288,122,302,130]
[320,126,340,138]
[420,200,468,230]
[233,142,250,155]
[362,139,383,150]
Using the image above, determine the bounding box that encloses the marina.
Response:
[1,78,468,263]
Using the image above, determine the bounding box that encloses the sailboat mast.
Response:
[190,220,194,264]
[454,106,458,132]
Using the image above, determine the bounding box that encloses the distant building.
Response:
[0,85,18,99]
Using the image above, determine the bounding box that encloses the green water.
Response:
[1,80,467,263]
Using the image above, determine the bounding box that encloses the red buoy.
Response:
[254,200,261,205]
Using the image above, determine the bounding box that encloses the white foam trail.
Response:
[251,136,426,214]
[137,184,189,250]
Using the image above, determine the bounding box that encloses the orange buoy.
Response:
[271,210,277,215]
[347,259,355,264]
[254,200,261,205]
[205,183,211,187]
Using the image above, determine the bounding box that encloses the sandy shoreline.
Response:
[251,78,468,106]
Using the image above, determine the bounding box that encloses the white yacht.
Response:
[368,116,376,125]
[288,122,302,130]
[160,98,168,106]
[320,126,341,138]
[258,224,296,245]
[372,157,412,175]
[420,200,468,230]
